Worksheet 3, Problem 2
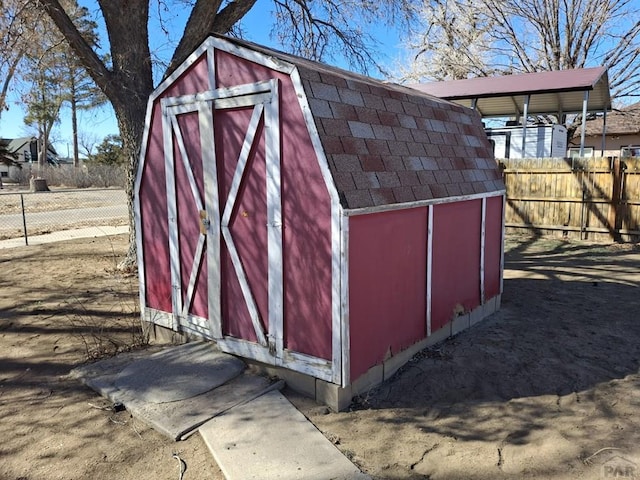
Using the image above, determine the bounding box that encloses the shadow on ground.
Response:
[302,237,640,480]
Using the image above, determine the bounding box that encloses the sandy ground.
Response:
[0,235,223,480]
[1,233,640,479]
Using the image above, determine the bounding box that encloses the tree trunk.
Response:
[38,125,47,178]
[112,93,150,270]
[37,0,259,270]
[30,177,50,192]
[97,1,153,269]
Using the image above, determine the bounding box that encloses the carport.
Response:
[411,67,612,157]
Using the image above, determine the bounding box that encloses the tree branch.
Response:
[167,0,224,75]
[213,0,259,32]
[272,0,385,73]
[35,0,113,96]
[166,0,259,76]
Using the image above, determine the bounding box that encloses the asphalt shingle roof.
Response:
[294,65,503,208]
[578,102,640,138]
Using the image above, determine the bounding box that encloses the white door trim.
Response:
[219,102,268,348]
[161,103,210,332]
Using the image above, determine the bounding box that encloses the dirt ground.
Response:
[1,233,640,480]
[0,235,223,480]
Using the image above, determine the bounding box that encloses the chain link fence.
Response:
[0,187,128,244]
[3,163,126,189]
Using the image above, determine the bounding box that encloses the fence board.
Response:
[502,157,640,241]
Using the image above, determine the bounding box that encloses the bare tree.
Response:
[20,0,74,176]
[23,58,64,175]
[398,0,495,81]
[33,0,415,267]
[2,0,103,173]
[78,130,99,159]
[401,0,640,101]
[58,1,106,167]
[0,1,44,122]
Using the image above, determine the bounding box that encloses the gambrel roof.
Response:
[207,36,503,210]
[155,35,504,210]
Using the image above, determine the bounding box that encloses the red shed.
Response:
[134,35,505,410]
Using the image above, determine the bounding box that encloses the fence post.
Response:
[607,158,623,241]
[20,193,29,246]
[580,173,586,241]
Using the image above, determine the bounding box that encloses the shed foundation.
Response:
[143,295,500,411]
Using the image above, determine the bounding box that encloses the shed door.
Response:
[162,101,212,338]
[162,79,283,365]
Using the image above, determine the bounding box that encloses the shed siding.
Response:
[140,103,172,313]
[348,208,428,379]
[431,200,482,331]
[140,56,212,317]
[280,125,334,361]
[214,50,334,360]
[484,196,504,300]
[215,106,268,342]
[163,54,211,98]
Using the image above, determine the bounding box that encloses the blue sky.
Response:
[0,0,405,156]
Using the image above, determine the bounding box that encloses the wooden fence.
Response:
[501,157,640,242]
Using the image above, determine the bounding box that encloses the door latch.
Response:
[199,210,210,234]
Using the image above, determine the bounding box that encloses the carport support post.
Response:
[601,108,607,157]
[607,158,623,240]
[579,90,589,157]
[521,95,530,157]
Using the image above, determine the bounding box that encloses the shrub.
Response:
[10,163,126,189]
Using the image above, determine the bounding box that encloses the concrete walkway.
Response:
[200,390,371,480]
[73,342,370,478]
[0,226,128,249]
[71,343,279,440]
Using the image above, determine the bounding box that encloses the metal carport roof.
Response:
[409,67,611,117]
[409,67,611,157]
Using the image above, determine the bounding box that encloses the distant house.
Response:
[570,102,640,157]
[0,139,17,163]
[0,137,60,180]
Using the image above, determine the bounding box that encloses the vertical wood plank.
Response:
[426,204,434,336]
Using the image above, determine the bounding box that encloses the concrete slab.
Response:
[316,378,353,413]
[114,342,245,403]
[70,343,277,440]
[128,374,278,440]
[451,312,470,336]
[200,390,371,480]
